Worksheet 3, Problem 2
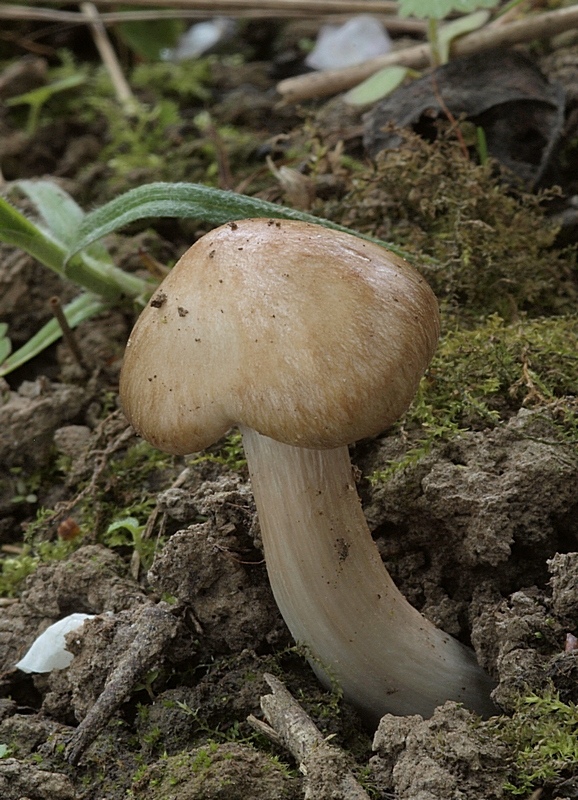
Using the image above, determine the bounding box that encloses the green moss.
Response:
[373,314,578,480]
[190,430,246,472]
[0,437,174,596]
[95,97,182,179]
[129,742,297,799]
[190,743,219,774]
[422,314,578,424]
[0,535,77,597]
[319,130,576,318]
[131,60,212,103]
[487,688,578,795]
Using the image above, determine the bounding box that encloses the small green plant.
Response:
[95,97,181,177]
[0,537,77,597]
[105,516,157,570]
[131,59,211,102]
[191,430,246,471]
[346,0,502,104]
[174,700,258,746]
[8,466,42,505]
[399,0,501,66]
[487,689,578,795]
[5,74,86,135]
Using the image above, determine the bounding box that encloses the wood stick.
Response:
[79,0,397,15]
[80,1,138,113]
[64,604,179,765]
[277,5,578,103]
[49,296,87,373]
[0,4,423,31]
[15,0,399,12]
[248,673,371,800]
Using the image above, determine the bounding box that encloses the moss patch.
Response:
[129,742,299,800]
[318,130,577,318]
[487,688,578,795]
[373,313,578,479]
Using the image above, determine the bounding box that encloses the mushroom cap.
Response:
[120,218,440,453]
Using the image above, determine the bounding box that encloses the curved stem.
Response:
[241,426,495,725]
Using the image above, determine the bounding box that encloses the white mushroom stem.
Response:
[241,425,496,725]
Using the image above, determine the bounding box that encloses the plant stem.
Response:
[428,18,442,67]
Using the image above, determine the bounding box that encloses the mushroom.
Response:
[119,218,495,725]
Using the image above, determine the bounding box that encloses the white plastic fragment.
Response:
[305,15,392,71]
[162,17,236,62]
[15,613,94,673]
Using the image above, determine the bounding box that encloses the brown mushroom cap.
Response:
[120,218,440,454]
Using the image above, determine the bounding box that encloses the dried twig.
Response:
[277,5,578,103]
[64,603,180,765]
[80,1,138,113]
[22,0,398,12]
[49,296,88,373]
[0,2,423,30]
[248,673,371,800]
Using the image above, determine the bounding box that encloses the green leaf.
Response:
[15,179,84,247]
[14,180,116,266]
[67,182,409,261]
[398,0,499,20]
[0,323,12,364]
[116,18,184,61]
[0,293,109,377]
[0,193,67,272]
[5,74,85,134]
[343,66,410,106]
[107,517,143,535]
[0,185,150,299]
[437,9,490,62]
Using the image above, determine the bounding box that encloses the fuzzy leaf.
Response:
[67,182,407,261]
[15,180,115,265]
[0,193,66,272]
[15,180,83,245]
[0,185,149,299]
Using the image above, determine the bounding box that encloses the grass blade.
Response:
[0,293,109,377]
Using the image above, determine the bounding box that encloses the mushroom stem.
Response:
[241,425,495,725]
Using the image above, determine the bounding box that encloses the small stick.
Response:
[137,248,170,281]
[65,603,179,764]
[49,296,87,372]
[80,1,138,114]
[76,0,400,12]
[1,4,423,28]
[277,5,578,103]
[248,673,372,800]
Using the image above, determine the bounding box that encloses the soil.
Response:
[1,12,578,800]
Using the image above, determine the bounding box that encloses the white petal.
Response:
[15,613,94,673]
